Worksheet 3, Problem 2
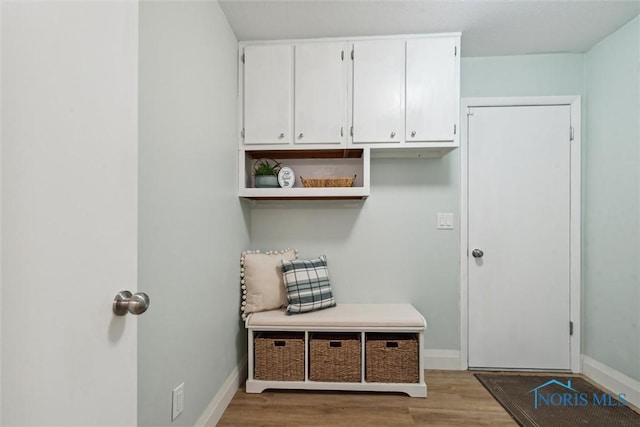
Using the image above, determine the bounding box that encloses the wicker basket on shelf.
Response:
[300,175,356,188]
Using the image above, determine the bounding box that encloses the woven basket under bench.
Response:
[366,333,419,383]
[254,332,305,381]
[309,333,361,382]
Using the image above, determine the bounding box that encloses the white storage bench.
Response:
[245,304,427,397]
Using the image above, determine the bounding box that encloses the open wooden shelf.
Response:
[239,148,370,200]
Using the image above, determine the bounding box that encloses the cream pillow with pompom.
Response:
[240,248,297,320]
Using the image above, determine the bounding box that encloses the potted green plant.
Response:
[253,159,281,188]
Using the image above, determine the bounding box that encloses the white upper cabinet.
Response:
[240,33,461,155]
[406,37,458,142]
[351,39,406,144]
[294,42,348,145]
[242,44,293,145]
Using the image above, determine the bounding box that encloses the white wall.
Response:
[583,15,640,382]
[2,2,138,425]
[138,1,249,425]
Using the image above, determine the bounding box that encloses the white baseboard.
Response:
[424,349,462,370]
[582,354,640,408]
[195,357,247,427]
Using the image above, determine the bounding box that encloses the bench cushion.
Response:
[246,304,426,329]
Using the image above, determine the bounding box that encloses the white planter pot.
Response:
[255,175,279,188]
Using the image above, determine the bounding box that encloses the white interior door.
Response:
[467,105,572,370]
[2,2,138,424]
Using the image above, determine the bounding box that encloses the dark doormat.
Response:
[475,373,640,426]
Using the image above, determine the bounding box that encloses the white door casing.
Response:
[460,97,581,372]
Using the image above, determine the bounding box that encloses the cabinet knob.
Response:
[411,130,416,137]
[298,133,304,138]
[390,131,396,138]
[279,133,285,139]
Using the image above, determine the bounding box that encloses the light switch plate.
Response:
[437,213,454,230]
[172,382,184,421]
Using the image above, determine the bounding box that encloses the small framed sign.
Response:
[277,167,295,188]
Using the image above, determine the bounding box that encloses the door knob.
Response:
[472,249,484,258]
[113,291,150,316]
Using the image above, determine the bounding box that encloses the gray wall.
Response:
[462,53,584,97]
[250,52,585,352]
[250,157,461,350]
[583,16,640,382]
[138,2,250,426]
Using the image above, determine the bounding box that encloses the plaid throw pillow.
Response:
[281,255,336,314]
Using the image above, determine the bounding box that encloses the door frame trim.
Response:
[459,96,581,372]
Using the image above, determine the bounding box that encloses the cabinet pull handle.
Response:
[279,133,285,139]
[390,131,396,138]
[411,130,416,137]
[298,133,304,138]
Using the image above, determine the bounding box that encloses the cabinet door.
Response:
[294,42,348,145]
[243,44,292,144]
[352,40,405,144]
[406,37,458,142]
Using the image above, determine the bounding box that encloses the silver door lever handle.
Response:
[113,291,150,315]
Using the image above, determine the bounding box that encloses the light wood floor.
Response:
[217,370,517,426]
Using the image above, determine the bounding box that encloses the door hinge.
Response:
[241,52,245,64]
[570,321,574,336]
[454,124,457,135]
[341,126,344,137]
[241,128,245,138]
[351,47,354,60]
[341,50,344,61]
[350,126,353,137]
[455,46,458,56]
[570,126,575,141]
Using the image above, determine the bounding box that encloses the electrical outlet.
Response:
[172,382,185,421]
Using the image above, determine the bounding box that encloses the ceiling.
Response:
[219,0,640,57]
